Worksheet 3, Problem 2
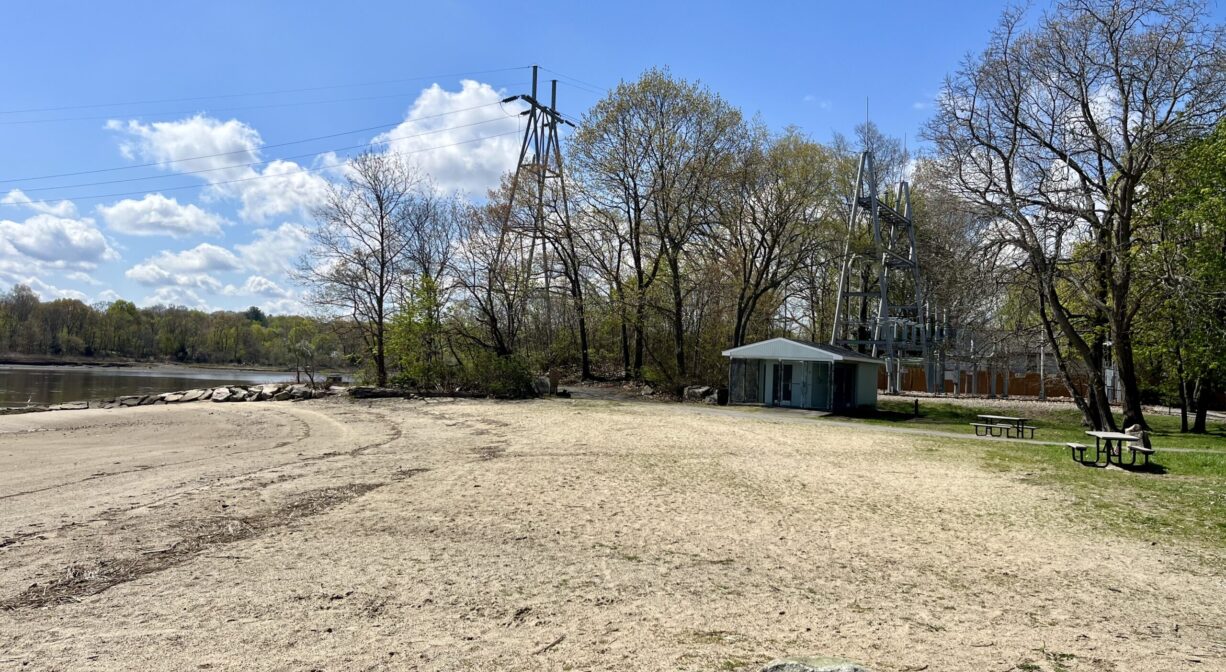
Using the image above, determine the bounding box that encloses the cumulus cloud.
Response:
[13,276,90,302]
[2,189,79,218]
[125,243,242,291]
[235,222,310,274]
[372,79,524,195]
[139,285,210,309]
[106,115,261,178]
[224,274,290,298]
[97,193,227,237]
[107,115,328,222]
[0,213,118,269]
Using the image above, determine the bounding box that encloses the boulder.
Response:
[138,395,158,405]
[641,385,654,397]
[163,393,184,403]
[118,395,144,407]
[211,388,232,402]
[683,385,711,401]
[50,401,88,411]
[180,389,204,402]
[272,390,294,401]
[761,657,872,672]
[532,376,551,395]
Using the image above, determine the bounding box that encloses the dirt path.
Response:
[1,397,1222,671]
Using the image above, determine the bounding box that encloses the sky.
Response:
[0,0,1020,313]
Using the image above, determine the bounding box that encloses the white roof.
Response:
[721,337,884,365]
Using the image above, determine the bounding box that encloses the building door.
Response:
[772,362,793,405]
[771,362,810,408]
[832,363,856,412]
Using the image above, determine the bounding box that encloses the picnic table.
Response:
[1068,430,1154,467]
[970,414,1036,439]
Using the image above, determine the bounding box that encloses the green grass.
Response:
[978,437,1226,549]
[841,398,1226,450]
[814,398,1226,549]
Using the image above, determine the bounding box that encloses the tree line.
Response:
[298,0,1223,431]
[0,285,360,373]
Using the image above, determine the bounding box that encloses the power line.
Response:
[0,66,532,116]
[539,67,608,94]
[9,114,519,194]
[0,101,511,184]
[0,129,523,206]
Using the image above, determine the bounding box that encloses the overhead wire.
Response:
[0,66,531,116]
[0,129,523,206]
[0,100,514,184]
[10,116,516,194]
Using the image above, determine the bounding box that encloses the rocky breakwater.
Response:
[2,384,343,415]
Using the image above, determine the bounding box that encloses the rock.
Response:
[272,390,293,401]
[211,388,232,402]
[532,376,551,395]
[683,385,711,401]
[50,401,88,411]
[139,394,159,405]
[641,386,654,397]
[704,394,719,404]
[118,395,144,407]
[180,389,204,402]
[163,393,184,403]
[761,657,872,672]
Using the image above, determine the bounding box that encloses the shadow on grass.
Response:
[1071,458,1170,475]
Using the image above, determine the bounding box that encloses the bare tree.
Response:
[716,127,834,347]
[925,0,1225,429]
[297,152,422,386]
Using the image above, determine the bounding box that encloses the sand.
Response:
[0,397,1222,671]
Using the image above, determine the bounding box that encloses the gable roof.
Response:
[721,337,884,365]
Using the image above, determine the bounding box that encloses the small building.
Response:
[722,337,884,412]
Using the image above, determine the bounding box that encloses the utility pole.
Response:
[498,65,576,348]
[831,150,934,394]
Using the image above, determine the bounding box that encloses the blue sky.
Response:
[0,1,1016,312]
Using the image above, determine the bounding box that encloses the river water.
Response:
[0,365,316,407]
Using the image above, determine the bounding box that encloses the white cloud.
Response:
[96,289,121,303]
[106,115,261,178]
[224,274,290,298]
[125,243,242,291]
[2,189,78,218]
[235,222,310,274]
[66,271,100,286]
[97,193,227,237]
[139,286,210,309]
[107,115,328,223]
[372,79,524,195]
[15,276,89,302]
[0,213,118,269]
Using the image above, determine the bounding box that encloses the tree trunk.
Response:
[1192,381,1210,434]
[1113,323,1148,429]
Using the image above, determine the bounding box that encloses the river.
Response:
[0,364,330,407]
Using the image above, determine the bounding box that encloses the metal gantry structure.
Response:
[499,65,576,338]
[831,150,939,394]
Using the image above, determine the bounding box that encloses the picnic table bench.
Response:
[971,415,1036,439]
[1071,431,1155,467]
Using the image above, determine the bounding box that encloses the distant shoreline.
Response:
[0,353,344,375]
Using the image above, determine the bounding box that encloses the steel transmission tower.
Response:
[499,65,576,339]
[830,151,936,394]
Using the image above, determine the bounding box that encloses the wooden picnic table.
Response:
[1084,430,1141,466]
[974,414,1036,438]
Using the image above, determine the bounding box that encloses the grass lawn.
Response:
[970,437,1226,550]
[819,398,1226,549]
[852,397,1226,450]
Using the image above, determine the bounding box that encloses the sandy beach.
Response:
[1,397,1222,671]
